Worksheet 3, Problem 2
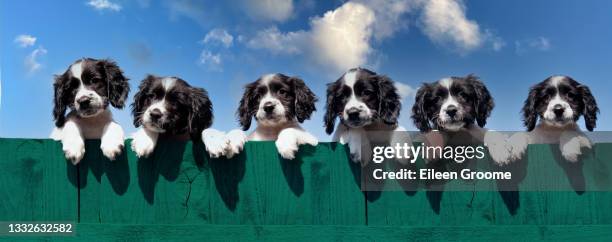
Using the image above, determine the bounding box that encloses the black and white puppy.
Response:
[508,75,599,162]
[50,58,129,164]
[228,73,318,160]
[324,68,410,164]
[130,75,226,158]
[411,75,509,164]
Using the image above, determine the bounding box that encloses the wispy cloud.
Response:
[199,50,222,71]
[25,46,48,74]
[14,34,37,48]
[203,28,234,48]
[243,0,294,22]
[515,37,551,55]
[87,0,122,12]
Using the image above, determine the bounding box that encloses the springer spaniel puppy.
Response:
[411,75,510,164]
[508,75,599,162]
[130,75,227,158]
[227,73,318,160]
[324,68,411,164]
[50,58,129,164]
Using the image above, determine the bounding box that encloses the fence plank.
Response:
[0,138,78,222]
[78,139,212,224]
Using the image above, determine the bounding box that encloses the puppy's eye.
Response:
[363,90,374,96]
[91,77,102,83]
[567,92,577,99]
[278,89,287,96]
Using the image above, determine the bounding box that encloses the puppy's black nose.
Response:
[347,108,361,121]
[263,102,275,113]
[77,96,91,107]
[149,108,163,120]
[446,105,458,118]
[553,104,565,117]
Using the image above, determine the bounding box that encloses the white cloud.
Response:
[14,34,37,48]
[25,46,48,74]
[166,0,206,26]
[309,2,375,71]
[354,0,413,41]
[247,2,376,72]
[247,27,305,54]
[244,0,294,22]
[87,0,122,12]
[419,0,483,53]
[199,50,222,71]
[203,29,234,48]
[515,37,551,55]
[394,82,416,101]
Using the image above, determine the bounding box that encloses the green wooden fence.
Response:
[1,138,612,241]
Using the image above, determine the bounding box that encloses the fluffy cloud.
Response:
[247,2,376,72]
[244,0,294,22]
[25,46,48,74]
[14,34,37,48]
[87,0,122,12]
[419,0,483,52]
[309,2,375,71]
[247,0,500,72]
[203,29,234,48]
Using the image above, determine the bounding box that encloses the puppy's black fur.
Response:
[237,74,317,131]
[411,75,494,132]
[522,76,598,131]
[131,75,213,140]
[53,58,129,127]
[324,68,401,134]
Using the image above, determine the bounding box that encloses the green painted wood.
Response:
[0,138,78,222]
[366,143,612,226]
[4,224,612,241]
[2,138,612,240]
[77,139,212,224]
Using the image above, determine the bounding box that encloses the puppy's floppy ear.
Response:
[376,75,401,125]
[188,86,214,140]
[467,75,494,128]
[290,76,318,123]
[131,75,156,128]
[522,83,541,131]
[578,84,598,131]
[53,72,71,127]
[237,81,258,131]
[100,59,130,108]
[411,84,432,132]
[324,80,341,134]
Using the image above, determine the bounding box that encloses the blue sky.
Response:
[1,0,611,140]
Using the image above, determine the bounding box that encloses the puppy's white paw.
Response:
[560,131,591,163]
[276,140,298,160]
[487,143,512,166]
[202,129,227,158]
[62,138,85,165]
[508,132,529,160]
[484,131,511,165]
[391,131,413,165]
[225,129,247,158]
[131,132,156,158]
[100,138,124,161]
[276,130,299,160]
[561,144,581,162]
[299,132,319,147]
